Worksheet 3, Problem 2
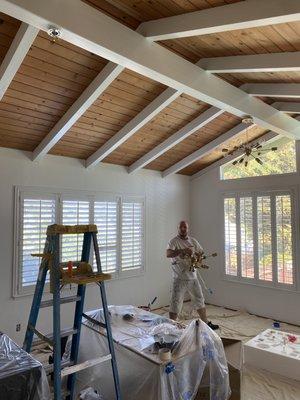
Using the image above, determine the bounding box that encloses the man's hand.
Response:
[178,248,193,259]
[183,248,193,257]
[166,248,192,258]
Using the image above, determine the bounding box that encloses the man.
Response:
[166,221,219,330]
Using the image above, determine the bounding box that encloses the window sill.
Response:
[222,276,297,293]
[13,268,145,298]
[12,283,78,299]
[110,267,145,281]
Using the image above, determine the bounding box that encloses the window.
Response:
[19,196,56,290]
[276,195,293,284]
[223,190,295,288]
[224,198,237,276]
[14,188,145,296]
[257,196,272,281]
[94,201,118,273]
[240,197,254,279]
[121,201,144,271]
[61,200,90,262]
[221,138,296,180]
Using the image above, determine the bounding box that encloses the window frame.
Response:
[222,188,298,291]
[13,186,145,297]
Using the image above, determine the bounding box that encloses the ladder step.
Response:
[47,327,78,342]
[40,295,81,308]
[44,360,74,375]
[31,327,78,346]
[61,355,112,377]
[29,325,53,346]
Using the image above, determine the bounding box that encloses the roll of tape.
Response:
[159,348,171,362]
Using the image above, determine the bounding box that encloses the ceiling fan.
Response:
[221,117,277,167]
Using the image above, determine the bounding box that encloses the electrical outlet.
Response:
[16,323,21,332]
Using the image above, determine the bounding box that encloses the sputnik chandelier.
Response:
[222,117,278,167]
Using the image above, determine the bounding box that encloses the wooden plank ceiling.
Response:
[0,1,300,175]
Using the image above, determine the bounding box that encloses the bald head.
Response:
[178,220,189,239]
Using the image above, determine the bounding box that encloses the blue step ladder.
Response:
[23,224,122,400]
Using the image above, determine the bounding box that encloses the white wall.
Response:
[190,161,300,325]
[0,148,190,344]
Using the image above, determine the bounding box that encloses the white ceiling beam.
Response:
[32,62,124,161]
[242,83,300,98]
[86,87,181,168]
[162,121,255,177]
[198,51,300,73]
[137,0,300,41]
[191,131,279,180]
[0,22,38,101]
[128,106,223,173]
[272,102,300,113]
[2,0,300,141]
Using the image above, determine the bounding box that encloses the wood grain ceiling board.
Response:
[78,0,300,175]
[51,69,166,158]
[83,0,242,29]
[102,93,209,165]
[0,13,25,151]
[84,1,300,62]
[160,22,300,63]
[0,1,299,175]
[144,112,241,171]
[179,124,268,175]
[0,18,109,152]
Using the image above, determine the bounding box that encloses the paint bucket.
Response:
[159,348,172,362]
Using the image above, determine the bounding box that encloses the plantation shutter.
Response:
[257,196,273,281]
[224,197,237,276]
[20,196,56,288]
[61,200,90,262]
[276,195,293,285]
[121,200,144,271]
[94,201,118,273]
[240,197,254,278]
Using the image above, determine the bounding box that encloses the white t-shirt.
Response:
[167,235,203,280]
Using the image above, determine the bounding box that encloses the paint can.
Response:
[159,348,171,362]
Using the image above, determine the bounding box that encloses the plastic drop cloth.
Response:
[0,333,50,400]
[70,305,230,400]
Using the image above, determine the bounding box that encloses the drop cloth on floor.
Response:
[155,303,300,400]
